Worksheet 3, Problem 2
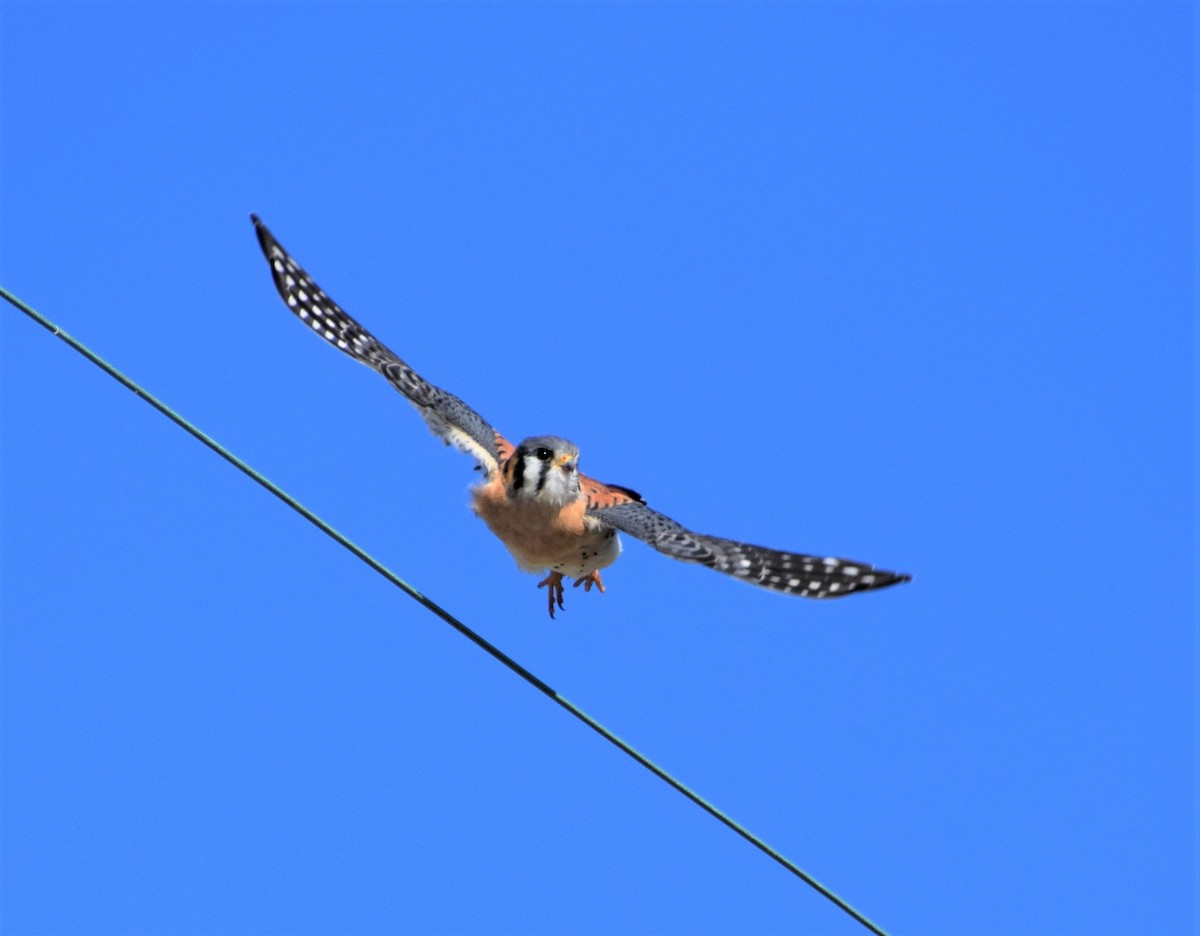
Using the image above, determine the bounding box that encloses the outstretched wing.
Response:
[251,215,512,474]
[587,492,910,598]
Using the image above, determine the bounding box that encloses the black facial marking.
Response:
[535,459,551,492]
[511,448,527,491]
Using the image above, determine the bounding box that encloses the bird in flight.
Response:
[251,215,911,617]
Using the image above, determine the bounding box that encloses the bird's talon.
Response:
[537,572,566,619]
[572,571,606,594]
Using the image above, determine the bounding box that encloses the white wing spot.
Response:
[809,581,822,591]
[787,578,802,589]
[842,566,860,576]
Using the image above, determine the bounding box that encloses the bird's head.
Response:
[507,436,581,506]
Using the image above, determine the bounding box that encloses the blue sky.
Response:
[1,3,1194,934]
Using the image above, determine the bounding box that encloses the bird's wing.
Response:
[586,486,910,598]
[252,215,512,474]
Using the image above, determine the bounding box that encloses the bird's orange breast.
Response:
[471,476,608,573]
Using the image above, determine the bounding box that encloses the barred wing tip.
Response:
[847,568,912,594]
[738,557,912,599]
[251,213,278,253]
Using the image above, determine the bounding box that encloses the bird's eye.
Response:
[534,447,553,462]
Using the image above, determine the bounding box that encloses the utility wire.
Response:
[2,284,889,936]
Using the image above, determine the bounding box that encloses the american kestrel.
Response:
[251,216,911,617]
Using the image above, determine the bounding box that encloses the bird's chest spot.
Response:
[471,477,615,574]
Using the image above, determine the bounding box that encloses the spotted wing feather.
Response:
[589,500,910,598]
[252,215,507,473]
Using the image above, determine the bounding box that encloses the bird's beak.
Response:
[558,455,576,472]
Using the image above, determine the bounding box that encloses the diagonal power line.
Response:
[2,284,889,936]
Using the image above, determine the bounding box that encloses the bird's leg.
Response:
[572,570,606,594]
[537,571,566,619]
